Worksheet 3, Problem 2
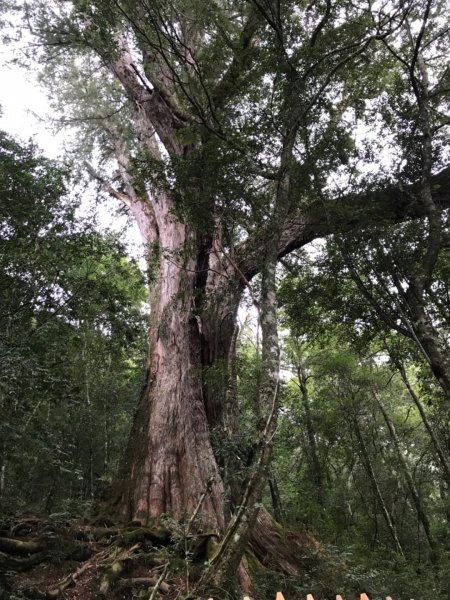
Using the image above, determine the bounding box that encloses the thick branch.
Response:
[108,35,186,156]
[237,165,450,280]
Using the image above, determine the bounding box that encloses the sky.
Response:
[0,33,144,262]
[0,38,63,156]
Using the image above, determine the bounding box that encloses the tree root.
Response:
[5,514,323,600]
[74,524,171,546]
[98,542,141,595]
[249,509,322,575]
[0,536,45,555]
[116,576,170,594]
[0,550,48,572]
[20,560,95,599]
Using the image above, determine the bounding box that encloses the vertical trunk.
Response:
[403,288,450,397]
[372,390,435,552]
[353,417,404,557]
[81,327,95,500]
[269,472,284,522]
[393,355,450,489]
[206,252,281,587]
[117,205,225,530]
[296,363,326,507]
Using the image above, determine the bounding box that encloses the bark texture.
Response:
[117,199,225,530]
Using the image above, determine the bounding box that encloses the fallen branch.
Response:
[48,559,94,596]
[149,562,169,600]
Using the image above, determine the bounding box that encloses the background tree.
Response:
[0,130,147,513]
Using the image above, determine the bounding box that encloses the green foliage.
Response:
[0,131,147,515]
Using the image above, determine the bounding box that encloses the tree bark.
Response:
[116,194,225,530]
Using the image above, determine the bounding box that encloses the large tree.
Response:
[18,0,450,582]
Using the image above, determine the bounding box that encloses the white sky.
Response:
[0,38,144,262]
[0,46,64,156]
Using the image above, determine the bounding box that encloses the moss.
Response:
[206,536,219,559]
[111,561,122,575]
[118,525,170,548]
[244,550,266,575]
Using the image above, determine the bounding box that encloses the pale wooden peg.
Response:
[275,593,285,600]
[361,594,370,600]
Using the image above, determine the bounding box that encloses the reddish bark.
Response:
[117,196,226,530]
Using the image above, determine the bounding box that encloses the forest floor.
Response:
[0,513,194,600]
[0,512,329,600]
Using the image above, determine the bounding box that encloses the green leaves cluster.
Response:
[0,131,147,514]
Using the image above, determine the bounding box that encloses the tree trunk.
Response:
[403,286,450,398]
[392,354,450,490]
[372,390,436,552]
[352,417,404,557]
[296,363,326,508]
[116,204,225,530]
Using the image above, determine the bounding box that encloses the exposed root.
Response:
[0,536,45,555]
[249,509,322,575]
[2,513,325,600]
[0,550,48,572]
[116,576,170,594]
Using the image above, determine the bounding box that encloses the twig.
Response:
[148,562,169,600]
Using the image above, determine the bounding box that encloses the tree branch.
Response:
[236,165,450,280]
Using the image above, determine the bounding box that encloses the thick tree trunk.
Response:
[117,205,225,530]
